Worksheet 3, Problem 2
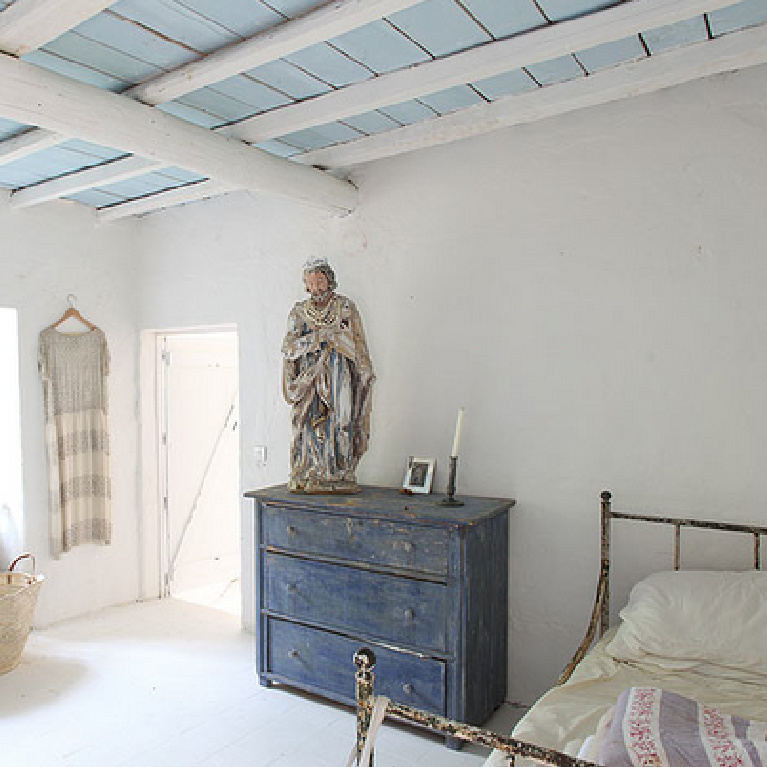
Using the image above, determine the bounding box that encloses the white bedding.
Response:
[482,570,767,767]
[483,634,767,767]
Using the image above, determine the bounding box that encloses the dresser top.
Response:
[245,484,514,526]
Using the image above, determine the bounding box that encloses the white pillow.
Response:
[604,570,767,678]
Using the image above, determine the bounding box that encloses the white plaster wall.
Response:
[135,64,767,705]
[0,196,140,626]
[133,191,359,628]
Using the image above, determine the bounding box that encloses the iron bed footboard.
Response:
[352,490,767,767]
[353,646,601,767]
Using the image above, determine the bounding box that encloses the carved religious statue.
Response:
[281,259,374,493]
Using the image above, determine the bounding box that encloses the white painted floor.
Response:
[0,596,526,767]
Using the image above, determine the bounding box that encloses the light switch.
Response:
[253,445,267,467]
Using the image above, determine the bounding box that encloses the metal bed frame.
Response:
[353,490,767,767]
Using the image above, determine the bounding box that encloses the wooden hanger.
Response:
[50,294,99,331]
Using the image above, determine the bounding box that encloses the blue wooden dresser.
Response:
[245,485,514,740]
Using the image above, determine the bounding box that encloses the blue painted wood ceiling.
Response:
[0,0,765,218]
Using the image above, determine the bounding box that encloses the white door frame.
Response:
[138,325,238,601]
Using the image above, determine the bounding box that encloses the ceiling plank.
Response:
[0,0,115,55]
[98,179,235,221]
[127,0,427,106]
[296,22,767,169]
[223,0,745,144]
[10,155,163,208]
[0,51,358,212]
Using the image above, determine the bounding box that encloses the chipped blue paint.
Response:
[21,49,126,91]
[110,0,238,53]
[58,139,125,162]
[286,43,372,88]
[157,102,224,129]
[43,32,163,84]
[526,54,584,86]
[159,167,206,183]
[0,168,48,190]
[73,12,196,73]
[419,84,486,115]
[255,139,303,158]
[387,0,491,57]
[0,119,30,142]
[343,110,402,135]
[208,74,292,112]
[177,84,275,123]
[247,60,332,100]
[263,0,327,20]
[0,147,108,189]
[66,189,127,207]
[176,0,284,38]
[472,69,537,100]
[379,100,438,126]
[576,35,647,74]
[537,0,621,23]
[460,0,547,38]
[642,16,709,55]
[709,0,767,36]
[96,172,193,198]
[278,122,364,151]
[330,20,431,74]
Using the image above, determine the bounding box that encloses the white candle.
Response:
[451,408,465,457]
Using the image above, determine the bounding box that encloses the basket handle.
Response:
[9,553,36,574]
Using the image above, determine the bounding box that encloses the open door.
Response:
[158,331,240,614]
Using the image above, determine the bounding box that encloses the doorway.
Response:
[157,330,240,615]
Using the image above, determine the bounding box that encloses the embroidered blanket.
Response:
[596,687,767,767]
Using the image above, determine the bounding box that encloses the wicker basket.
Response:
[0,554,44,674]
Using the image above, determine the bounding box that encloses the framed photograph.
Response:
[402,456,435,494]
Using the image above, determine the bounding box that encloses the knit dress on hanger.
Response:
[39,327,112,556]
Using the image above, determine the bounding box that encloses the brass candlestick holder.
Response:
[439,455,464,506]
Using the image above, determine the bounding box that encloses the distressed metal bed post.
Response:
[599,490,612,634]
[354,648,377,766]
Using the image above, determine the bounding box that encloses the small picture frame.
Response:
[402,456,435,494]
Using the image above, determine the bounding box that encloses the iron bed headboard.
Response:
[558,490,767,685]
[353,490,767,767]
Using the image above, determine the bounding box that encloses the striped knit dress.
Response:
[39,327,111,557]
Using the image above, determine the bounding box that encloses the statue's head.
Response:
[302,258,337,296]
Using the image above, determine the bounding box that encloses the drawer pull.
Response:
[404,608,415,620]
[287,525,298,536]
[402,683,414,695]
[288,649,300,659]
[402,541,414,553]
[286,583,298,594]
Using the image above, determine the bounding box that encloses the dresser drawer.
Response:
[264,552,449,652]
[267,618,446,715]
[262,504,449,576]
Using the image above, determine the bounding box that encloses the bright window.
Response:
[0,308,24,560]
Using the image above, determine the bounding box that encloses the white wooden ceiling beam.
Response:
[97,179,235,221]
[0,52,357,212]
[297,23,767,169]
[0,0,115,55]
[127,0,427,105]
[224,0,744,144]
[9,155,163,208]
